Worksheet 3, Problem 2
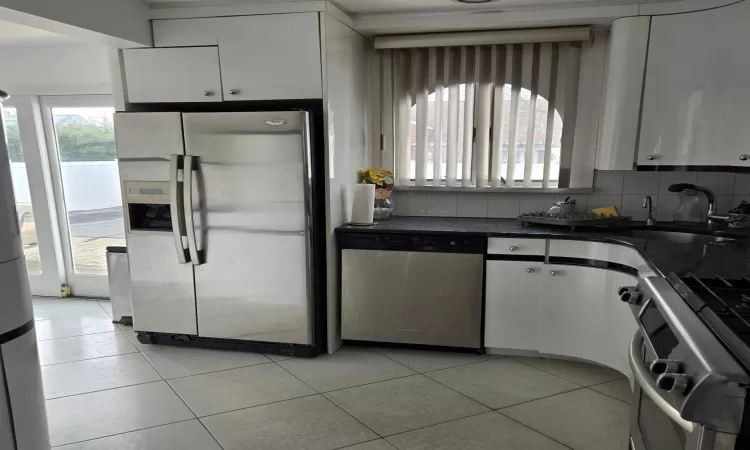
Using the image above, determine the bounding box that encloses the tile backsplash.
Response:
[391,171,750,220]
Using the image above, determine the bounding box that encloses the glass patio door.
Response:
[41,95,124,297]
[2,97,64,297]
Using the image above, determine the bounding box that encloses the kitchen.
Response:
[1,0,750,449]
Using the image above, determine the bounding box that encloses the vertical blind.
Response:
[379,38,584,189]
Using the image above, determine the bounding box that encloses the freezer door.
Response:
[114,112,197,335]
[114,112,184,182]
[182,112,312,345]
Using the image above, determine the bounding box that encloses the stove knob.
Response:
[657,373,691,396]
[650,359,682,375]
[618,286,642,305]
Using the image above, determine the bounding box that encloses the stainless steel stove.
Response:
[619,275,750,450]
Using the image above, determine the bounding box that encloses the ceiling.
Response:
[332,0,672,15]
[145,0,679,15]
[0,19,73,46]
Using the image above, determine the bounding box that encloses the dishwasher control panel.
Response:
[338,233,486,254]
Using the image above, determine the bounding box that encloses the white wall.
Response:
[0,43,111,95]
[0,0,150,47]
[322,12,371,353]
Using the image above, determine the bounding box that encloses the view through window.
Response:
[3,107,42,274]
[407,85,563,183]
[51,107,125,275]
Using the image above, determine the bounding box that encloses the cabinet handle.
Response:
[740,154,749,161]
[202,91,213,97]
[550,270,560,276]
[526,268,535,273]
[647,155,659,161]
[509,246,519,252]
[228,89,239,95]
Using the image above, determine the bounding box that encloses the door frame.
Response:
[4,96,64,297]
[40,94,116,297]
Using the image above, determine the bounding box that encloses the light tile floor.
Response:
[33,297,632,450]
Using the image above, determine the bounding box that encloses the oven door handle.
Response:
[628,333,695,433]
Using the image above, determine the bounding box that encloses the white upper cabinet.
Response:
[123,47,223,103]
[152,18,219,47]
[218,13,323,101]
[596,17,650,171]
[638,1,750,167]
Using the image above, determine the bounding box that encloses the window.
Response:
[377,30,588,189]
[49,106,125,276]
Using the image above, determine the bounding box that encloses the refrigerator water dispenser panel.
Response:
[125,181,173,232]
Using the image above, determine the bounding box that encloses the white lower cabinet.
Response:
[538,265,607,363]
[485,260,639,378]
[484,261,542,351]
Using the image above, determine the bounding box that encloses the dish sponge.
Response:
[592,206,620,218]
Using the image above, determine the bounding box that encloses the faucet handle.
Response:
[643,196,656,225]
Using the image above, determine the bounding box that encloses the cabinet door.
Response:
[218,13,323,101]
[539,265,609,362]
[123,47,222,103]
[638,1,750,167]
[484,261,542,351]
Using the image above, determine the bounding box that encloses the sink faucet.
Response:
[667,183,720,225]
[642,196,655,226]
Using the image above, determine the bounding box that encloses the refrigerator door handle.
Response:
[169,154,189,264]
[183,155,202,265]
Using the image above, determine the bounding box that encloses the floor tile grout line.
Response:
[585,386,632,406]
[494,410,576,450]
[371,350,501,411]
[50,417,198,448]
[331,437,397,450]
[265,358,385,439]
[45,379,168,403]
[195,393,321,420]
[44,376,165,402]
[506,356,589,387]
[316,373,422,395]
[195,416,226,450]
[40,350,141,367]
[492,386,587,411]
[369,410,493,441]
[37,329,121,342]
[507,355,624,388]
[368,347,506,374]
[150,358,275,382]
[95,299,113,318]
[418,356,507,375]
[37,328,123,341]
[145,358,227,450]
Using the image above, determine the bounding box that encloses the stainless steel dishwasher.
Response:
[340,233,484,350]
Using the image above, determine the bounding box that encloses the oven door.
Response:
[628,333,714,450]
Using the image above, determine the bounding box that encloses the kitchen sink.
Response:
[616,229,743,244]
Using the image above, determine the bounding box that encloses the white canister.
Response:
[351,183,375,224]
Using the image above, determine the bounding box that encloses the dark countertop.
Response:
[336,217,750,278]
